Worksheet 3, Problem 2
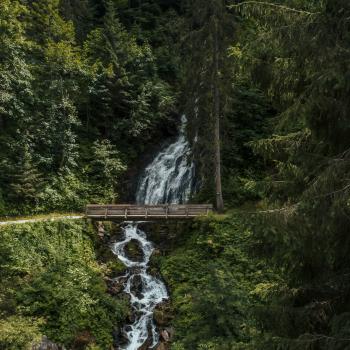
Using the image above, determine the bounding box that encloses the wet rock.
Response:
[160,330,170,342]
[107,278,125,295]
[118,326,132,347]
[160,329,170,342]
[137,325,153,350]
[130,274,144,299]
[32,337,65,350]
[105,273,128,296]
[165,327,175,340]
[153,302,173,327]
[127,310,136,324]
[122,291,132,303]
[138,337,153,350]
[125,239,144,262]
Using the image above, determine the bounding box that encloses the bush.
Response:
[0,220,129,349]
[0,316,43,350]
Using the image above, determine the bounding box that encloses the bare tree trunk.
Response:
[213,19,224,213]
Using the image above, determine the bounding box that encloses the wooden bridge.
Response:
[86,204,213,221]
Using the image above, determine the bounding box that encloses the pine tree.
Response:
[10,144,43,206]
[234,0,350,347]
[184,0,234,211]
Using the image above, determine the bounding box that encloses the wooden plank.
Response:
[85,204,214,221]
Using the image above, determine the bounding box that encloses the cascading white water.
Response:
[113,224,168,349]
[136,115,195,205]
[112,116,194,349]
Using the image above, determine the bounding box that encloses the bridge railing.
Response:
[85,204,214,220]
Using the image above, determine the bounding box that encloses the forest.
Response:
[1,0,350,349]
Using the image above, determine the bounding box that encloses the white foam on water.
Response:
[113,116,194,349]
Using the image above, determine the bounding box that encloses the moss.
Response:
[106,259,127,277]
[124,239,144,261]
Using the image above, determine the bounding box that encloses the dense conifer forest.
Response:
[1,0,350,349]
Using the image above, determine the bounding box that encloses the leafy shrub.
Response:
[0,220,129,349]
[0,316,43,350]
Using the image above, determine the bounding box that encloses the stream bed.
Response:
[112,116,194,349]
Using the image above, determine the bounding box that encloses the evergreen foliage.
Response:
[1,0,350,349]
[0,0,176,215]
[159,215,279,349]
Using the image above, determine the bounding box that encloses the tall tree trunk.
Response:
[213,19,224,212]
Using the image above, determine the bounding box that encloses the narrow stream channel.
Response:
[112,116,194,349]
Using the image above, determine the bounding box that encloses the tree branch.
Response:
[229,1,319,16]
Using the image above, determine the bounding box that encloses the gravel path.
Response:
[0,215,84,226]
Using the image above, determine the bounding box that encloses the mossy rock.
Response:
[124,239,144,262]
[153,301,173,327]
[149,248,162,275]
[106,259,127,277]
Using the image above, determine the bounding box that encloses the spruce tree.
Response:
[184,0,234,211]
[10,144,43,207]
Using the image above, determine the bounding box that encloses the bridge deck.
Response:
[86,204,213,220]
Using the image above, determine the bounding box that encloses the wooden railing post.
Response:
[86,204,213,220]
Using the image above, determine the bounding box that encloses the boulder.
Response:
[130,274,144,299]
[165,327,175,341]
[160,329,170,342]
[153,302,173,327]
[125,239,144,262]
[137,324,153,350]
[107,280,125,295]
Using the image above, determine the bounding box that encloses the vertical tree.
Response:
[10,143,43,209]
[184,0,233,211]
[234,0,350,347]
[212,4,224,212]
[27,0,84,172]
[0,0,35,211]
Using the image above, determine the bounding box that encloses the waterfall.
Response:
[112,116,194,349]
[136,115,195,205]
